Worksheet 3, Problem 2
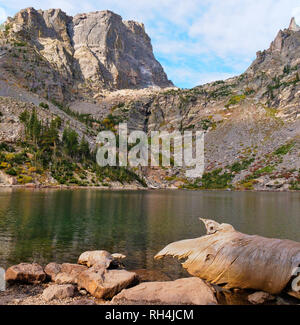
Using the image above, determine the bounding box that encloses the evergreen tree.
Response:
[63,127,78,157]
[78,136,90,161]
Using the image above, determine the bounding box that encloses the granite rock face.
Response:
[289,17,300,32]
[71,11,172,89]
[247,17,300,82]
[70,17,300,191]
[6,7,172,101]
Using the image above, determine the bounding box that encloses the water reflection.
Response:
[0,188,299,278]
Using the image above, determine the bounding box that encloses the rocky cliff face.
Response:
[247,17,300,82]
[72,17,300,190]
[0,11,299,190]
[2,7,172,102]
[71,11,171,89]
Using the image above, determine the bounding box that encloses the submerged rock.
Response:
[5,263,46,284]
[77,265,138,299]
[112,277,217,305]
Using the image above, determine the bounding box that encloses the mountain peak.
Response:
[1,7,173,102]
[288,17,300,32]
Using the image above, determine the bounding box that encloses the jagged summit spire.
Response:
[288,17,300,32]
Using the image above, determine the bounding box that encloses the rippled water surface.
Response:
[0,188,299,278]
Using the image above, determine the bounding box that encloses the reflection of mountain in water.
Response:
[0,189,299,278]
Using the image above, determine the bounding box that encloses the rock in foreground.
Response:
[42,284,75,302]
[5,263,46,284]
[77,265,138,299]
[112,277,217,305]
[78,250,125,268]
[44,263,62,281]
[54,263,88,284]
[45,262,88,284]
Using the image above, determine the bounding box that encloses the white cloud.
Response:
[0,7,7,23]
[188,0,300,57]
[4,2,300,56]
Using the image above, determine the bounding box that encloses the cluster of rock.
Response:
[4,250,217,305]
[3,249,300,305]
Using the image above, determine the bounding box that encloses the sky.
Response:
[0,1,300,88]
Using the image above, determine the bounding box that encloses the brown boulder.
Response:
[112,277,217,305]
[5,263,46,284]
[77,265,138,299]
[42,284,75,302]
[54,263,87,284]
[61,263,87,275]
[54,273,75,285]
[44,263,62,281]
[78,250,126,269]
[78,250,114,268]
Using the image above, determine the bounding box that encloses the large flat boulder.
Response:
[5,263,46,284]
[77,265,138,299]
[112,277,217,305]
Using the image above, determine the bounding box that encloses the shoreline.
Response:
[0,184,299,193]
[1,267,299,306]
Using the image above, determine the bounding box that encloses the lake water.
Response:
[0,188,299,278]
